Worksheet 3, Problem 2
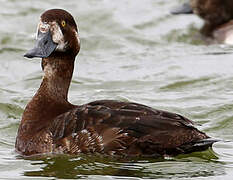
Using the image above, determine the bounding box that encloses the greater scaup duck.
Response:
[15,9,217,157]
[171,0,233,44]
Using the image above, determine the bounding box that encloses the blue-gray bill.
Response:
[24,30,57,58]
[171,2,193,15]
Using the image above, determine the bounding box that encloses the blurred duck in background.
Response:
[171,0,233,44]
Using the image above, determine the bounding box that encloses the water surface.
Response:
[0,0,233,179]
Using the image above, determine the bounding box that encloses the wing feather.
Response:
[49,100,209,155]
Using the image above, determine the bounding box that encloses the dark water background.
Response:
[0,0,233,179]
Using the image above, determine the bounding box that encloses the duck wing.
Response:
[50,100,212,156]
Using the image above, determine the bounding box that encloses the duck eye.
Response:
[61,20,66,27]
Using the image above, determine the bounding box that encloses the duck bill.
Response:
[24,30,57,58]
[171,3,193,15]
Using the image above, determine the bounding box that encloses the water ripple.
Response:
[0,0,233,179]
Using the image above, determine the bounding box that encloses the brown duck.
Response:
[171,0,233,44]
[15,9,216,157]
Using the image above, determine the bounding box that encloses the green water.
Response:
[0,0,233,179]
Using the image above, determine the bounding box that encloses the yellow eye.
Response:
[61,20,66,27]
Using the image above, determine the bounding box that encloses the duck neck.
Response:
[41,55,74,101]
[21,54,76,133]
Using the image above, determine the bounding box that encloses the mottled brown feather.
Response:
[44,100,211,156]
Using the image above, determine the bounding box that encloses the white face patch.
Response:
[36,19,80,53]
[50,21,67,51]
[36,19,50,39]
[37,20,67,52]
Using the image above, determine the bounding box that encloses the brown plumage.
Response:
[190,0,233,37]
[16,9,216,157]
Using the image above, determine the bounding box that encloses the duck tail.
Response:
[179,138,220,154]
[192,138,220,148]
[170,2,193,15]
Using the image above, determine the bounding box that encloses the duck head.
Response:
[24,9,80,58]
[190,0,233,26]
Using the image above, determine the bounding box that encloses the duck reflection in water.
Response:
[22,152,220,179]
